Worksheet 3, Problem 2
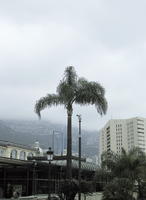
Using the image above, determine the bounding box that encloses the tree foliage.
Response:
[97,147,146,200]
[59,180,94,200]
[102,178,135,200]
[35,66,107,117]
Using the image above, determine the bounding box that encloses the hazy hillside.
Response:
[0,120,37,146]
[0,120,16,141]
[0,120,99,159]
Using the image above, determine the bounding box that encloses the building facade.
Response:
[99,117,146,157]
[0,140,97,198]
[0,140,40,160]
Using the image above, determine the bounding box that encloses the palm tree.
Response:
[101,147,146,200]
[35,66,107,180]
[116,148,146,199]
[102,178,135,200]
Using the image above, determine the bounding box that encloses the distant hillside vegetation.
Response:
[0,120,34,146]
[0,120,16,141]
[0,120,99,159]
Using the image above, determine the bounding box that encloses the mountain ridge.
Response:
[0,119,99,160]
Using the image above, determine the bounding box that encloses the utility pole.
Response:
[77,114,81,200]
[47,147,54,200]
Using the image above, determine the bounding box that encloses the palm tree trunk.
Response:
[66,109,72,180]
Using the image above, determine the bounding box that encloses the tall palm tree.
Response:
[35,66,107,180]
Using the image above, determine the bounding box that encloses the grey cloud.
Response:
[1,1,146,130]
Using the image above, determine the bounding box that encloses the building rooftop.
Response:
[0,140,36,151]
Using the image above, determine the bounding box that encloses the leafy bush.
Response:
[102,178,135,200]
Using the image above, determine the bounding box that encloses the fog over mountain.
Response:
[0,120,99,160]
[1,1,146,131]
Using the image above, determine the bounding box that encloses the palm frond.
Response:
[35,94,63,118]
[129,147,145,157]
[63,66,77,86]
[78,78,105,95]
[57,81,76,103]
[75,78,107,115]
[121,148,127,156]
[101,151,118,170]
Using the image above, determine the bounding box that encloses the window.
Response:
[10,149,17,159]
[20,151,26,160]
[137,123,144,126]
[138,127,144,130]
[137,119,144,123]
[0,149,4,157]
[28,152,33,157]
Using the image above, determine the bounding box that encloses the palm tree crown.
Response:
[35,66,107,116]
[35,66,107,179]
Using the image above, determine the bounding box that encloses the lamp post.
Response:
[77,114,82,200]
[47,147,54,200]
[32,160,37,195]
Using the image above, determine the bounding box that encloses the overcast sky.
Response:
[1,0,146,131]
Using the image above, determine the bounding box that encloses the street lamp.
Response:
[46,147,54,200]
[76,114,82,200]
[32,160,37,195]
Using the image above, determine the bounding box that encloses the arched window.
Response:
[19,151,26,160]
[0,149,4,157]
[10,149,17,159]
[28,152,33,157]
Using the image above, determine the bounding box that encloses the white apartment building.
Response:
[99,117,146,157]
